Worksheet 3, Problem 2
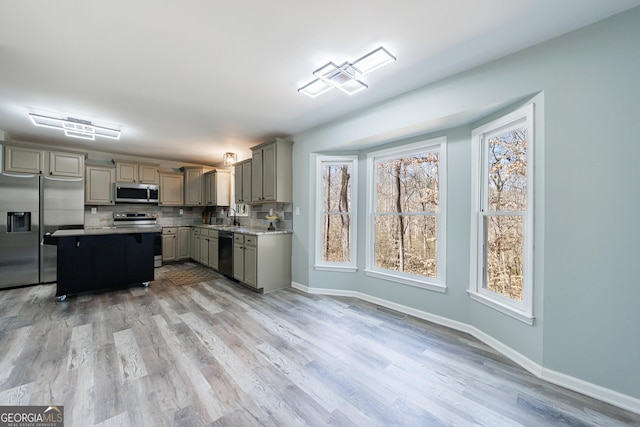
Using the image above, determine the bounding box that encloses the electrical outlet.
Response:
[179,209,183,215]
[295,207,300,215]
[91,207,97,214]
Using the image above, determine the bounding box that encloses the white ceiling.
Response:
[1,1,639,165]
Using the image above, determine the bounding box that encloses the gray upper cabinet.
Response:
[4,146,45,174]
[49,151,84,178]
[183,167,204,206]
[204,169,230,206]
[116,161,158,184]
[234,159,252,203]
[159,171,184,206]
[250,137,292,203]
[138,164,159,184]
[115,161,137,182]
[85,165,115,205]
[4,145,85,177]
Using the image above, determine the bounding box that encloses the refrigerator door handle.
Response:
[44,176,83,182]
[2,172,37,179]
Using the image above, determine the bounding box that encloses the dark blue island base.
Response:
[46,230,159,301]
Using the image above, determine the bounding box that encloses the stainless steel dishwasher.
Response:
[218,230,234,278]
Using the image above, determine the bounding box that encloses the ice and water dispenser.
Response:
[7,212,32,232]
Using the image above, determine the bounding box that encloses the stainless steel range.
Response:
[113,212,162,267]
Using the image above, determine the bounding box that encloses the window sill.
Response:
[314,264,358,273]
[365,269,446,293]
[466,290,535,325]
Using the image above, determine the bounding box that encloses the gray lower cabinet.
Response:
[208,230,218,269]
[162,227,177,262]
[188,227,291,293]
[191,228,201,261]
[199,232,209,265]
[233,235,245,282]
[233,232,291,293]
[163,226,190,262]
[177,227,190,260]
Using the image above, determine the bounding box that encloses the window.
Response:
[469,104,534,324]
[365,137,446,292]
[314,155,357,272]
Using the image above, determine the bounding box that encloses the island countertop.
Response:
[51,226,162,237]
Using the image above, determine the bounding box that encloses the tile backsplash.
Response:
[84,202,293,231]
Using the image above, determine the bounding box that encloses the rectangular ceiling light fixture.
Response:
[28,113,121,140]
[298,46,395,98]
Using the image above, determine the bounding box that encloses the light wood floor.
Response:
[0,262,638,426]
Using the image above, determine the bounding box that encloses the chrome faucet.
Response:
[227,208,240,226]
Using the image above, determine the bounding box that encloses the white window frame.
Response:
[365,137,447,292]
[468,104,535,325]
[314,155,358,272]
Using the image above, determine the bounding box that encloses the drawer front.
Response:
[193,228,201,235]
[234,233,244,244]
[244,235,257,246]
[162,227,177,235]
[208,229,218,238]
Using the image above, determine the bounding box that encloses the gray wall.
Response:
[292,7,640,400]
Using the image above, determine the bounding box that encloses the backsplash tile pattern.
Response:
[84,203,293,231]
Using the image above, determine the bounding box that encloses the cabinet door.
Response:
[162,234,177,261]
[233,242,244,281]
[49,151,84,177]
[190,228,197,259]
[243,244,257,287]
[261,143,277,201]
[4,146,44,174]
[177,227,190,259]
[116,162,138,182]
[208,237,218,269]
[85,166,115,205]
[184,168,203,206]
[199,234,209,265]
[193,234,201,262]
[204,172,215,205]
[159,173,184,206]
[251,149,263,202]
[242,161,252,203]
[234,164,243,203]
[139,164,159,184]
[216,171,230,206]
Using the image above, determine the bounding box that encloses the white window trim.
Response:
[365,136,447,292]
[469,104,535,325]
[314,155,358,272]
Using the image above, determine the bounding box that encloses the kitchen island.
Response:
[46,227,161,301]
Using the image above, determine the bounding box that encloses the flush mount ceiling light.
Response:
[28,113,121,140]
[298,46,396,98]
[223,152,237,166]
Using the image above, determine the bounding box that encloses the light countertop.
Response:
[181,224,293,236]
[51,227,162,237]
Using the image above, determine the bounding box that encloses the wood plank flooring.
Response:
[0,262,639,426]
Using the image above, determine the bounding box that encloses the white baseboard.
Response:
[291,281,640,415]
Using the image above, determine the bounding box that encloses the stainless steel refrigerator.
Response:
[0,172,84,289]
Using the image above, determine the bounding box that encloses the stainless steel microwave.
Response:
[115,183,159,203]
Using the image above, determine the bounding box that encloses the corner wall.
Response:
[292,7,640,406]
